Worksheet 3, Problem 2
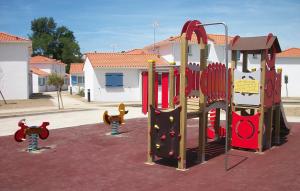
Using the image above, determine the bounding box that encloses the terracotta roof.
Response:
[125,49,149,54]
[86,53,168,68]
[144,34,234,49]
[30,55,66,65]
[277,48,300,58]
[70,63,84,74]
[0,32,30,42]
[30,67,49,76]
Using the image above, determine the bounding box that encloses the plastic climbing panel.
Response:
[231,111,260,150]
[150,105,181,159]
[233,70,261,106]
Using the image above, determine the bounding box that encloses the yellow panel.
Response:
[234,79,259,94]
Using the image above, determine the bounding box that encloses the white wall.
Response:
[84,58,95,100]
[0,42,31,100]
[147,41,230,65]
[32,73,47,93]
[93,68,141,102]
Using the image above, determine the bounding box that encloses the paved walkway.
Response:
[0,92,146,136]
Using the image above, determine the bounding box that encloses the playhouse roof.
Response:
[30,67,49,76]
[0,32,30,42]
[30,55,66,65]
[230,35,281,54]
[277,48,300,58]
[70,63,84,74]
[85,52,168,68]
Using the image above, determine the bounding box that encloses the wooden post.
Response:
[198,39,207,163]
[178,34,188,170]
[169,62,176,109]
[214,108,221,140]
[228,50,238,149]
[231,51,237,112]
[265,107,273,149]
[242,52,248,72]
[274,105,281,144]
[146,60,155,164]
[258,50,267,152]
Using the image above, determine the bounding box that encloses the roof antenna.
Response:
[152,21,159,54]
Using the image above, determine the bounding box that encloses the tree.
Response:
[29,17,82,72]
[47,73,64,109]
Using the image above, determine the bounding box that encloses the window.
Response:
[253,54,258,59]
[38,77,45,86]
[105,73,123,87]
[71,76,78,85]
[78,76,84,84]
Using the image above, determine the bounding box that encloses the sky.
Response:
[1,0,300,53]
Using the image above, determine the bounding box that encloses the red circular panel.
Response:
[235,120,255,140]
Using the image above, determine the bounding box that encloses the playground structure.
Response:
[14,119,50,152]
[142,20,288,170]
[103,103,129,135]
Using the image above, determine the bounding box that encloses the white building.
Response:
[0,32,32,100]
[143,34,233,65]
[84,52,167,102]
[69,63,84,94]
[30,55,69,93]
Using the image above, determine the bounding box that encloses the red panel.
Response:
[274,71,282,104]
[155,73,158,108]
[142,72,148,114]
[161,73,169,109]
[196,65,200,90]
[231,112,260,150]
[200,69,208,95]
[215,63,220,99]
[264,69,275,107]
[207,64,212,103]
[211,63,216,101]
[266,46,276,69]
[220,64,225,99]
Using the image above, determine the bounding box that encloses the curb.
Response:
[0,108,98,119]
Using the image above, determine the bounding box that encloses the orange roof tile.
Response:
[277,48,300,58]
[70,63,84,74]
[86,53,168,68]
[125,49,149,54]
[30,67,49,76]
[144,33,234,49]
[30,55,66,65]
[0,32,30,42]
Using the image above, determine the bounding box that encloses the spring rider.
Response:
[14,119,50,152]
[103,103,128,135]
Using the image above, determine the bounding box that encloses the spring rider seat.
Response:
[14,119,50,152]
[103,103,128,135]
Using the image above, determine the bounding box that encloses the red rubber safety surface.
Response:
[1,118,300,191]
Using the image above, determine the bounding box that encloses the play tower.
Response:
[142,20,287,170]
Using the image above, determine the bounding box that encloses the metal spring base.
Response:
[111,121,120,135]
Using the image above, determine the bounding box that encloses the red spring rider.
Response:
[14,119,50,152]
